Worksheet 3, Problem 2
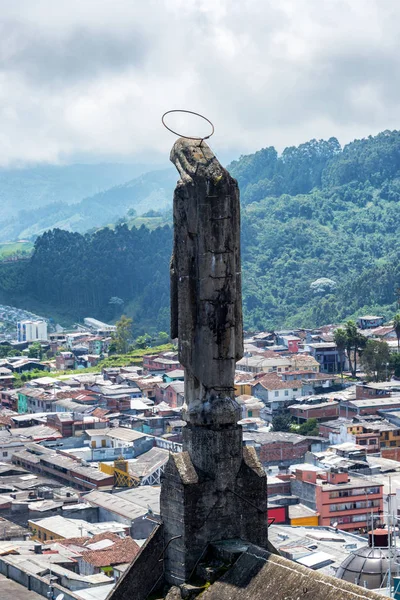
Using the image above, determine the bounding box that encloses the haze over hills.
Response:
[2,129,400,333]
[0,166,176,242]
[0,162,156,218]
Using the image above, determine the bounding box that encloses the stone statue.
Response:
[170,137,243,426]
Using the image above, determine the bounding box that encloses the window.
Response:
[390,441,397,447]
[2,451,7,457]
[284,390,289,397]
[274,391,279,397]
[248,410,253,417]
[293,388,298,392]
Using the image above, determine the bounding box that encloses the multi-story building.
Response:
[357,315,385,330]
[289,399,339,423]
[17,320,47,342]
[356,383,392,400]
[12,444,114,491]
[303,342,345,374]
[243,431,325,467]
[252,373,303,405]
[340,397,400,418]
[291,466,383,532]
[236,355,292,374]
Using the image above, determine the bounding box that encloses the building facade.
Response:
[17,320,48,342]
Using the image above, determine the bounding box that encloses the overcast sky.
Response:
[1,0,400,166]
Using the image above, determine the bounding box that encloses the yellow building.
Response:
[99,458,140,488]
[234,381,253,396]
[29,515,92,542]
[379,426,400,448]
[28,515,126,542]
[346,422,400,449]
[289,504,319,527]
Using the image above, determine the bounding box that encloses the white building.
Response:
[17,320,48,342]
[83,317,116,334]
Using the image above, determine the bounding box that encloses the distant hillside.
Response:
[0,167,176,242]
[0,241,33,261]
[3,130,400,332]
[0,162,155,221]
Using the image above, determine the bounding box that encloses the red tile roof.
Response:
[0,415,14,427]
[56,531,122,547]
[92,408,110,418]
[371,326,395,337]
[81,536,140,567]
[254,374,301,390]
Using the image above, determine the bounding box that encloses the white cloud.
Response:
[0,0,399,165]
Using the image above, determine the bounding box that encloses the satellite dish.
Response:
[55,594,64,600]
[332,522,338,528]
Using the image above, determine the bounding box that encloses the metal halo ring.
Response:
[161,109,214,141]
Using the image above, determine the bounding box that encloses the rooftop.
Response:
[28,515,127,538]
[268,524,369,576]
[84,486,160,520]
[254,374,303,390]
[81,536,140,567]
[243,431,308,445]
[348,396,400,408]
[0,573,43,600]
[106,427,147,442]
[128,447,169,479]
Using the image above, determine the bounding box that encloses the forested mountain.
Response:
[0,168,176,242]
[2,129,400,333]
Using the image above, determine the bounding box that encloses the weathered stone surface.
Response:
[161,138,269,587]
[165,587,182,600]
[179,583,204,599]
[170,137,243,426]
[161,428,268,586]
[199,547,385,600]
[106,524,164,600]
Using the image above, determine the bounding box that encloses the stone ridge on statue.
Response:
[170,137,243,427]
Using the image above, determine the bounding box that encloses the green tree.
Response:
[344,320,367,377]
[390,353,400,378]
[135,334,152,349]
[393,313,400,351]
[361,339,391,382]
[333,327,347,383]
[271,413,292,432]
[156,331,170,345]
[111,315,133,354]
[298,418,319,437]
[28,342,43,360]
[0,344,18,359]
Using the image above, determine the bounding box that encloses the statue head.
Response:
[170,137,220,181]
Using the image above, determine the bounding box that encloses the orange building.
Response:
[291,467,383,532]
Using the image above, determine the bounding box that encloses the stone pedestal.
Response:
[160,424,268,586]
